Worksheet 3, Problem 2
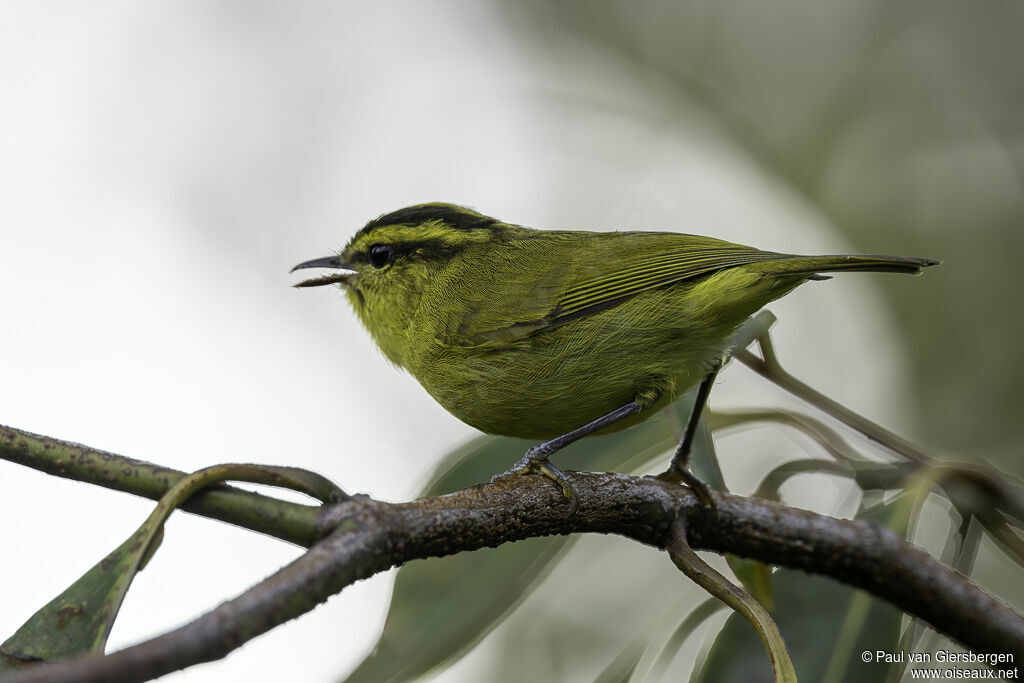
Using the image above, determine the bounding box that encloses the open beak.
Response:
[290,255,357,288]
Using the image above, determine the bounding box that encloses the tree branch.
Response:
[6,470,1022,683]
[0,425,327,547]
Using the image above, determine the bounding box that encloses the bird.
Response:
[292,202,938,510]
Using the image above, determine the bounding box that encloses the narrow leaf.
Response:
[696,571,901,683]
[646,597,724,681]
[727,555,775,612]
[1,463,340,669]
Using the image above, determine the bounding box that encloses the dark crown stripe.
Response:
[363,203,497,234]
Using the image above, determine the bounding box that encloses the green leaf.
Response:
[695,570,901,683]
[343,437,570,683]
[647,597,725,681]
[593,639,645,683]
[0,527,161,668]
[348,536,571,683]
[727,555,774,612]
[691,413,727,492]
[0,464,341,670]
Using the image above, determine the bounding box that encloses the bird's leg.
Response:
[493,401,643,514]
[657,360,723,514]
[655,313,778,512]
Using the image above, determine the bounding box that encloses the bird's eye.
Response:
[368,244,393,269]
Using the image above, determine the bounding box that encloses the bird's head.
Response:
[291,202,507,364]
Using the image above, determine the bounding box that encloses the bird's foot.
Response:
[655,467,717,520]
[493,446,579,515]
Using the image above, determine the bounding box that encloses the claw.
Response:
[536,461,579,516]
[656,467,717,520]
[492,452,579,515]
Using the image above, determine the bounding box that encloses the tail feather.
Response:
[756,254,941,277]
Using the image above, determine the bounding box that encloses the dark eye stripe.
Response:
[352,239,467,268]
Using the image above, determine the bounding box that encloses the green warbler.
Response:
[292,203,937,508]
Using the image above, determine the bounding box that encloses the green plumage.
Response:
[296,203,937,441]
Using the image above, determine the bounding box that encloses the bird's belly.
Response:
[431,369,655,440]
[414,325,723,440]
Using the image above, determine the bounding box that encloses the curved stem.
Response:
[667,515,796,682]
[734,335,933,464]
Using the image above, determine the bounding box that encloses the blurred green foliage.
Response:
[345,397,697,682]
[697,571,901,683]
[504,0,1024,470]
[350,396,1021,681]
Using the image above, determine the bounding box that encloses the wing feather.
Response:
[551,243,781,323]
[449,232,783,347]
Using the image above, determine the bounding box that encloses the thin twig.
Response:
[734,337,1024,523]
[735,337,933,464]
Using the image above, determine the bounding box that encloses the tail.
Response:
[755,254,941,278]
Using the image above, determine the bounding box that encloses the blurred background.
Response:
[2,1,1021,681]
